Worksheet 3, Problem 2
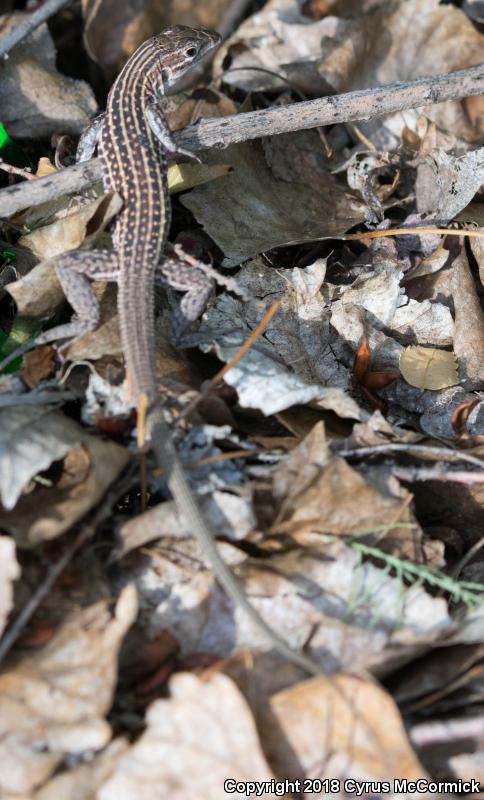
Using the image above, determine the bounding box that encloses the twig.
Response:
[2,62,484,217]
[0,159,34,180]
[339,443,484,471]
[0,157,101,218]
[175,62,484,149]
[173,300,282,428]
[410,715,484,748]
[393,466,484,484]
[345,226,484,240]
[451,534,484,581]
[0,464,137,665]
[211,299,282,385]
[0,0,72,60]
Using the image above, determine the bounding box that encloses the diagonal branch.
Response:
[1,61,484,217]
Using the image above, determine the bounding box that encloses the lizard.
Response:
[4,26,323,676]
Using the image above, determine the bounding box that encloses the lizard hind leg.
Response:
[0,250,120,371]
[34,250,120,349]
[155,255,215,346]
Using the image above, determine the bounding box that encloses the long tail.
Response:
[148,405,322,676]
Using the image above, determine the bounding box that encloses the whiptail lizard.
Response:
[6,26,322,676]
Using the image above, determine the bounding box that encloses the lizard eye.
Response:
[185,46,197,58]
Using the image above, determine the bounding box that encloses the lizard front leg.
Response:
[145,102,201,162]
[76,113,105,162]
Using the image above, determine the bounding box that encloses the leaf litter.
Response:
[0,0,483,795]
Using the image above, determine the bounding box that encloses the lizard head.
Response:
[152,26,221,90]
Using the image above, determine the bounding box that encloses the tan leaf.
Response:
[168,162,232,194]
[98,672,277,800]
[19,194,122,261]
[32,739,129,800]
[35,158,57,178]
[265,675,427,786]
[399,346,459,390]
[0,586,137,796]
[270,422,419,558]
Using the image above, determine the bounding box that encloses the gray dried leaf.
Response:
[125,534,450,674]
[416,148,484,220]
[195,259,364,419]
[217,0,484,141]
[0,436,130,547]
[112,487,255,564]
[0,406,85,511]
[0,14,96,138]
[391,299,454,346]
[182,140,365,266]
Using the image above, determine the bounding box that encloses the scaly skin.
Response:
[100,26,322,675]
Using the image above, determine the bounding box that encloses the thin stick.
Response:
[340,443,484,471]
[0,0,72,60]
[211,299,282,385]
[173,300,282,428]
[2,62,484,217]
[344,227,484,240]
[175,62,484,150]
[0,159,34,180]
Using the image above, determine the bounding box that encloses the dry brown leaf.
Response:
[0,536,20,638]
[271,423,419,558]
[0,406,85,512]
[22,345,57,389]
[82,0,231,80]
[264,675,428,787]
[98,672,277,800]
[393,642,484,706]
[0,436,130,547]
[65,283,122,360]
[6,255,69,317]
[0,586,137,796]
[399,346,459,390]
[19,194,122,261]
[0,14,96,138]
[469,233,484,288]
